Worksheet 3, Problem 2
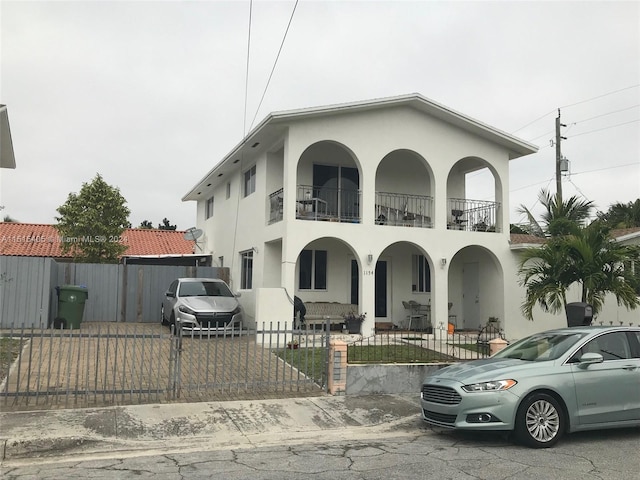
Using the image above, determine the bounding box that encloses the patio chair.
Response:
[402,301,423,331]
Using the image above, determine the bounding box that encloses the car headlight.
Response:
[178,305,196,316]
[232,306,242,315]
[461,379,517,392]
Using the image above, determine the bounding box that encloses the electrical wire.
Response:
[560,84,640,109]
[511,84,640,134]
[571,162,639,176]
[243,0,254,137]
[249,0,299,131]
[568,118,639,139]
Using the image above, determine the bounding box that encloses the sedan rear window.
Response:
[494,332,588,362]
[178,281,233,297]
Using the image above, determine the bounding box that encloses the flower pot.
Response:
[346,319,361,334]
[287,343,299,349]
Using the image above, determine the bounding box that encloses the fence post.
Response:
[327,340,347,395]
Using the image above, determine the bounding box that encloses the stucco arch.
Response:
[296,140,362,183]
[374,149,435,228]
[446,156,505,232]
[448,245,505,330]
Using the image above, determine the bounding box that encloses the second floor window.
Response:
[299,249,327,290]
[412,254,431,292]
[240,250,253,290]
[205,196,214,219]
[244,165,256,197]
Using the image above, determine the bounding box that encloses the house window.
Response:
[412,254,431,292]
[226,182,231,199]
[240,250,253,289]
[243,165,256,197]
[299,249,327,290]
[205,196,214,219]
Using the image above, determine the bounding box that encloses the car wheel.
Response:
[161,304,168,326]
[515,392,564,448]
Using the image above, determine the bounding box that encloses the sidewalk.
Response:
[0,393,422,462]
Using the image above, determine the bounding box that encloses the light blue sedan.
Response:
[421,326,640,447]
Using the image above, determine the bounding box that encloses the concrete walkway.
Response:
[0,393,422,461]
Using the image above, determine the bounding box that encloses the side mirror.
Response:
[166,291,175,298]
[578,352,603,367]
[234,291,242,298]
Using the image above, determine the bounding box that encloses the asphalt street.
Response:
[1,394,639,479]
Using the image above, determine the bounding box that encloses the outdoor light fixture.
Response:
[440,258,447,267]
[367,254,373,264]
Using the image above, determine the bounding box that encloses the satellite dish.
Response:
[183,227,203,241]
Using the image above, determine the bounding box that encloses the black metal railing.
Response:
[296,185,361,223]
[447,198,500,232]
[267,188,284,224]
[375,192,433,228]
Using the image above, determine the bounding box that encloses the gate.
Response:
[0,322,328,411]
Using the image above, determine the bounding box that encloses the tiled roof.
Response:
[509,233,546,245]
[510,227,640,246]
[0,223,195,258]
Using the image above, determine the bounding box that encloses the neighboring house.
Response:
[0,223,206,265]
[0,104,16,169]
[182,93,636,339]
[508,227,640,338]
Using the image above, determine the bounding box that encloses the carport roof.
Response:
[0,223,196,259]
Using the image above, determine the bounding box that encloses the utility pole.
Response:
[555,109,566,204]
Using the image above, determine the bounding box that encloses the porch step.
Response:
[375,322,394,332]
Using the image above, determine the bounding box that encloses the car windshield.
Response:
[493,331,589,362]
[178,281,233,298]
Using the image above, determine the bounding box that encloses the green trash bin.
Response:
[54,285,89,329]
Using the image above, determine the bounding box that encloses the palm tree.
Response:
[519,222,640,320]
[596,199,640,228]
[517,189,593,237]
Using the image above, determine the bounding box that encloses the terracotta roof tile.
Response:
[0,223,195,258]
[509,233,546,245]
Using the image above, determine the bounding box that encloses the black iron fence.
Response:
[0,322,327,411]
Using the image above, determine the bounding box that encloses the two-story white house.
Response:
[182,93,554,338]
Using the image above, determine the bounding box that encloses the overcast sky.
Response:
[1,1,638,231]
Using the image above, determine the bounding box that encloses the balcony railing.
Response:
[375,192,433,228]
[268,188,284,224]
[448,198,500,232]
[296,185,361,223]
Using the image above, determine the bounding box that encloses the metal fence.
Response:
[0,322,328,411]
[0,256,227,328]
[347,329,495,363]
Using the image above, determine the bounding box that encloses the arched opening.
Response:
[446,157,503,232]
[375,149,434,228]
[296,141,362,222]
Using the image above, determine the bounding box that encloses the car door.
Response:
[570,332,640,424]
[163,280,179,320]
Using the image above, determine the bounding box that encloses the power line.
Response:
[569,104,639,125]
[571,162,639,176]
[568,118,640,138]
[243,0,254,137]
[249,0,299,131]
[560,84,640,109]
[511,84,640,134]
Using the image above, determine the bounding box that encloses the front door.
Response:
[375,260,387,319]
[462,262,479,328]
[350,259,359,305]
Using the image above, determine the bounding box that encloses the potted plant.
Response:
[343,311,366,334]
[287,338,299,349]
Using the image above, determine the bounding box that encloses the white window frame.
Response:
[240,250,253,290]
[411,254,431,293]
[243,165,256,198]
[205,196,214,219]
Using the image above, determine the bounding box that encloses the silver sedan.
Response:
[161,278,244,334]
[421,326,640,448]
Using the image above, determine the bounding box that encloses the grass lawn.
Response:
[0,337,24,383]
[274,343,456,382]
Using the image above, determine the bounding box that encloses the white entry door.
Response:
[462,262,480,328]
